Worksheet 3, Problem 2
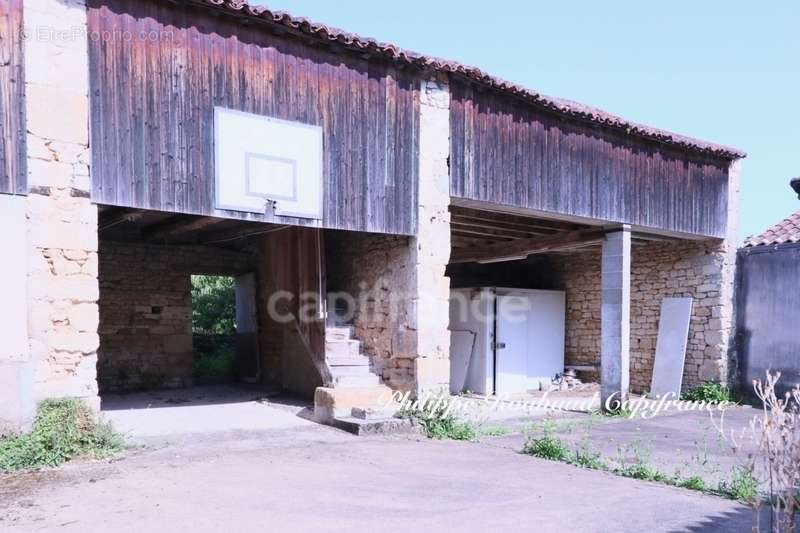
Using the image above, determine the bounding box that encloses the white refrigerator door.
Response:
[526,291,566,387]
[495,294,531,394]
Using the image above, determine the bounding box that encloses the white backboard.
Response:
[214,107,323,219]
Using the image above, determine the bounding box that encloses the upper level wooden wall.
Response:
[87,0,419,235]
[0,0,26,196]
[449,81,731,238]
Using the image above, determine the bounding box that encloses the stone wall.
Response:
[325,231,416,391]
[97,240,254,392]
[555,239,737,393]
[24,0,100,409]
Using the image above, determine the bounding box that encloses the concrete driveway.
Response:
[0,415,758,533]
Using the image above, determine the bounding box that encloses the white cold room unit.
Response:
[449,287,566,395]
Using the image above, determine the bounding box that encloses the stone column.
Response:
[696,159,741,384]
[601,226,631,410]
[411,78,452,397]
[24,0,100,411]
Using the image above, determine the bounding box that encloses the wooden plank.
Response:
[449,228,608,264]
[0,0,25,195]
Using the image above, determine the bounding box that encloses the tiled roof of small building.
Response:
[192,0,745,160]
[744,210,800,247]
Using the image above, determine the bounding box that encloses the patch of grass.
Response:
[522,433,570,461]
[193,346,239,380]
[479,426,509,437]
[0,399,124,471]
[681,381,733,403]
[399,401,476,441]
[571,445,606,470]
[616,462,668,482]
[716,467,760,502]
[679,475,709,491]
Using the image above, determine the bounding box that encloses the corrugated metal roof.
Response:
[744,210,800,247]
[190,0,745,160]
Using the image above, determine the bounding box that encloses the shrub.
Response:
[0,398,124,471]
[399,400,476,441]
[191,275,236,335]
[682,381,732,403]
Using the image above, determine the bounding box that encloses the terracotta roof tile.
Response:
[191,0,745,160]
[744,210,800,247]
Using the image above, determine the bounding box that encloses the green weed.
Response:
[0,398,124,471]
[522,433,570,461]
[399,401,476,441]
[681,382,733,403]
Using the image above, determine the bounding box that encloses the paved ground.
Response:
[100,385,324,446]
[488,405,762,486]
[0,395,766,533]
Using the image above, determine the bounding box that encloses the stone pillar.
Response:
[601,226,631,410]
[24,0,99,411]
[411,78,452,397]
[697,159,741,384]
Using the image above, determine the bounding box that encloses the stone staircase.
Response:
[315,324,414,434]
[325,325,381,388]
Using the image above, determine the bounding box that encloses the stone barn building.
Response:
[0,0,743,431]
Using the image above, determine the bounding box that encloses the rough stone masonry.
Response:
[24,0,100,415]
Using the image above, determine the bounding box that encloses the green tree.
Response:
[191,275,236,335]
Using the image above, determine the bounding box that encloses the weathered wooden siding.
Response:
[87,0,418,235]
[736,244,800,400]
[0,0,26,195]
[258,227,329,395]
[450,81,730,237]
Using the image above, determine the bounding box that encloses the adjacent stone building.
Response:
[0,0,744,431]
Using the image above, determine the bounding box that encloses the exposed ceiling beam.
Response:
[449,228,608,264]
[143,216,226,242]
[449,206,581,232]
[98,208,144,232]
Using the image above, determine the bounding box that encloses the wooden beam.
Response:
[449,206,581,232]
[98,208,144,232]
[143,216,225,242]
[449,228,608,264]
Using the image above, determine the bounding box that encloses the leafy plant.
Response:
[679,475,709,491]
[191,275,236,335]
[523,433,570,461]
[193,346,239,380]
[682,381,733,403]
[0,398,124,471]
[399,400,476,441]
[571,443,605,470]
[716,466,760,503]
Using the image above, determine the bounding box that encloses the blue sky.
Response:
[258,0,799,241]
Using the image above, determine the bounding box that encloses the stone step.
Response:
[325,326,353,341]
[327,355,370,367]
[330,364,372,376]
[325,339,360,358]
[331,372,380,388]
